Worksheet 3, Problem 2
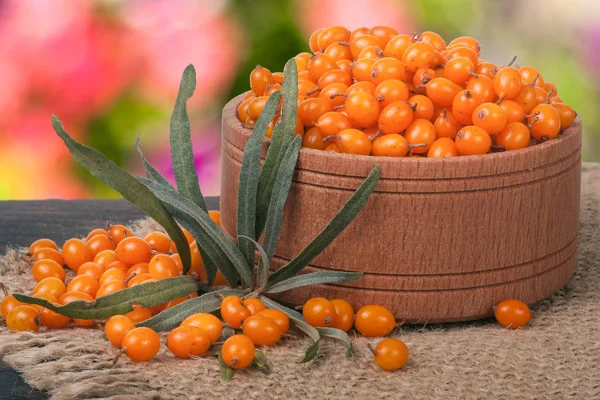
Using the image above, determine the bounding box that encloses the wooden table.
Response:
[0,198,219,400]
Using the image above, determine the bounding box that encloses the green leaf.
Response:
[256,59,299,236]
[237,235,269,290]
[252,350,271,374]
[14,276,197,319]
[137,288,246,331]
[265,271,363,294]
[51,116,192,274]
[299,340,320,363]
[237,91,283,270]
[139,178,252,287]
[170,64,207,211]
[268,166,380,285]
[136,135,171,187]
[261,135,301,264]
[218,326,236,342]
[218,352,235,382]
[316,327,355,358]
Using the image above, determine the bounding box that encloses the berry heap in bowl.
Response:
[236,26,577,157]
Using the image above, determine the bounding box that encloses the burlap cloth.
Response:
[1,164,600,400]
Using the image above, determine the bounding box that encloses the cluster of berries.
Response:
[238,27,576,157]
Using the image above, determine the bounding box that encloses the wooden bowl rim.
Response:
[223,94,582,179]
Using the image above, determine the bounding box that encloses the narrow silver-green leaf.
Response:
[51,116,191,273]
[252,350,271,373]
[316,327,355,358]
[237,91,283,269]
[138,288,246,331]
[139,178,251,287]
[237,235,269,290]
[256,59,299,236]
[170,64,206,211]
[261,135,301,264]
[265,271,363,294]
[268,166,380,285]
[299,340,320,363]
[136,135,171,186]
[14,276,197,319]
[218,352,235,382]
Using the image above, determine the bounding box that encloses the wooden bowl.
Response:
[220,94,582,323]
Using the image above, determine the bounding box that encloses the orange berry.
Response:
[255,309,290,334]
[328,129,372,155]
[371,57,407,85]
[498,100,526,124]
[62,238,92,272]
[317,111,353,136]
[433,109,460,139]
[402,42,438,73]
[93,250,118,270]
[369,26,399,45]
[33,277,66,299]
[1,294,25,320]
[373,338,409,371]
[66,275,99,298]
[28,238,59,255]
[427,137,459,158]
[493,66,522,100]
[249,65,275,96]
[527,103,561,141]
[298,98,333,128]
[472,103,507,134]
[330,299,354,332]
[355,305,396,337]
[85,234,115,258]
[221,334,255,369]
[208,210,221,227]
[344,92,380,128]
[116,237,152,266]
[220,296,251,329]
[124,307,153,323]
[408,94,435,121]
[404,119,436,154]
[99,267,128,287]
[96,280,126,298]
[553,103,576,130]
[302,127,328,150]
[383,34,414,60]
[443,56,474,84]
[144,231,171,254]
[181,313,223,342]
[415,31,446,52]
[243,298,267,315]
[59,291,95,327]
[455,125,492,155]
[374,79,409,109]
[105,315,136,347]
[127,273,152,288]
[242,315,281,346]
[107,224,132,245]
[495,299,531,329]
[425,78,462,108]
[32,259,66,283]
[127,263,150,277]
[496,122,531,151]
[6,305,41,332]
[448,36,481,55]
[378,101,414,134]
[167,325,212,358]
[303,297,336,328]
[148,254,179,280]
[122,327,161,362]
[30,248,64,267]
[371,133,409,157]
[32,293,71,329]
[349,34,385,59]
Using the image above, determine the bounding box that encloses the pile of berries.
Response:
[237,27,577,157]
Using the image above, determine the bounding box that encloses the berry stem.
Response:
[332,105,345,111]
[507,55,517,67]
[527,117,540,128]
[330,92,346,100]
[545,89,555,104]
[322,135,339,143]
[214,292,225,300]
[531,74,540,87]
[306,88,320,96]
[495,96,505,105]
[113,347,126,364]
[395,319,406,328]
[0,283,9,297]
[367,343,377,355]
[408,143,427,149]
[370,130,383,142]
[105,221,112,231]
[241,123,255,130]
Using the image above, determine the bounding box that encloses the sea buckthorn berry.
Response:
[445,46,478,68]
[324,42,353,63]
[127,273,152,288]
[220,296,251,329]
[344,92,380,128]
[59,291,95,327]
[86,229,109,242]
[30,248,64,267]
[32,293,71,329]
[404,119,436,154]
[513,83,538,114]
[264,83,282,96]
[544,82,558,96]
[466,73,496,103]
[384,34,414,59]
[295,56,308,72]
[434,109,460,139]
[443,56,474,84]
[116,237,152,266]
[144,232,171,254]
[472,103,507,134]
[106,260,128,273]
[402,41,438,73]
[496,122,531,151]
[455,125,491,155]
[330,299,354,332]
[250,65,275,96]
[99,267,128,287]
[499,100,526,124]
[350,27,369,41]
[355,305,396,337]
[125,307,153,323]
[369,26,399,45]
[319,83,348,107]
[351,58,376,82]
[308,53,337,81]
[415,31,446,51]
[148,254,179,280]
[371,134,409,157]
[298,98,333,128]
[347,81,377,97]
[317,111,353,136]
[85,234,115,258]
[475,62,498,80]
[374,79,409,109]
[371,57,407,86]
[127,263,149,277]
[182,313,223,342]
[518,66,544,88]
[408,94,435,121]
[349,34,386,59]
[534,87,549,105]
[62,238,92,272]
[303,297,337,328]
[452,90,483,125]
[412,68,436,90]
[425,78,462,108]
[107,224,132,245]
[243,90,256,100]
[105,315,136,347]
[428,137,459,158]
[121,327,161,362]
[94,249,118,270]
[336,59,352,72]
[1,291,25,320]
[33,277,66,299]
[242,315,282,346]
[326,129,372,155]
[309,28,324,52]
[553,103,576,130]
[298,70,316,83]
[372,338,409,371]
[358,45,384,60]
[493,66,522,100]
[298,79,318,98]
[6,305,41,332]
[527,104,561,141]
[494,299,531,329]
[96,280,126,297]
[32,259,66,283]
[448,36,481,55]
[302,127,328,150]
[66,275,99,298]
[28,238,59,255]
[237,98,252,122]
[378,101,414,134]
[167,326,212,358]
[247,96,269,120]
[318,26,350,51]
[180,229,196,244]
[222,334,255,369]
[243,298,267,315]
[255,309,290,334]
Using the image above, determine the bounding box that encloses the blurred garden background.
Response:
[0,0,598,199]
